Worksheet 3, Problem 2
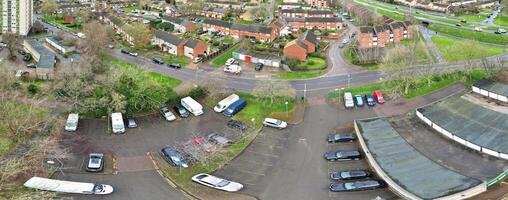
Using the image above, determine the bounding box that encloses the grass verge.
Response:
[431,36,507,62]
[109,57,182,88]
[278,71,323,79]
[428,24,508,45]
[212,45,241,66]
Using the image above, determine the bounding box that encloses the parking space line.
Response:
[245,150,279,158]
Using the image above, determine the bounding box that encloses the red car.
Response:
[193,137,217,153]
[373,90,385,104]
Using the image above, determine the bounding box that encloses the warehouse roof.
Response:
[473,79,508,97]
[418,96,508,153]
[356,118,483,199]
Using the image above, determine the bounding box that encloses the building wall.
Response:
[184,42,207,58]
[202,23,276,42]
[283,44,307,61]
[1,0,33,35]
[375,30,390,47]
[287,21,341,30]
[358,32,373,49]
[391,27,403,43]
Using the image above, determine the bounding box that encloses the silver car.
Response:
[86,153,104,172]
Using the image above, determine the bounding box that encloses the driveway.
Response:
[214,102,397,200]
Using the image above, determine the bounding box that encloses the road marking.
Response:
[255,75,269,78]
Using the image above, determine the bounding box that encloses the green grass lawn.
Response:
[109,57,182,88]
[233,93,295,127]
[278,71,323,79]
[428,24,508,45]
[223,38,235,45]
[212,45,241,66]
[494,15,508,27]
[431,36,507,62]
[123,6,137,13]
[237,19,254,24]
[457,13,489,22]
[296,57,327,70]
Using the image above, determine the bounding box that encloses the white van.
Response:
[214,94,240,113]
[344,92,355,108]
[24,177,114,195]
[181,96,204,116]
[224,65,241,74]
[111,112,125,134]
[65,113,79,131]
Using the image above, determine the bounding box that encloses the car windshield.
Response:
[91,158,100,164]
[275,120,282,125]
[113,124,123,129]
[344,183,356,190]
[335,152,342,157]
[340,171,351,178]
[93,184,104,192]
[216,180,230,187]
[170,156,181,162]
[66,121,77,127]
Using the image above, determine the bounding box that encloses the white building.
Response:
[1,0,33,35]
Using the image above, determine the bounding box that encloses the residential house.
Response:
[161,16,197,33]
[152,30,185,56]
[283,31,318,61]
[56,3,92,14]
[101,14,134,45]
[285,17,342,32]
[201,7,229,19]
[23,40,56,80]
[45,36,76,54]
[280,9,334,18]
[207,0,243,9]
[305,0,329,8]
[373,24,390,47]
[183,39,208,58]
[358,27,375,49]
[278,2,311,10]
[271,18,291,37]
[357,21,413,49]
[202,19,277,42]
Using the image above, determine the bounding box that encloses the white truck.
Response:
[224,64,241,74]
[344,92,355,108]
[111,112,125,134]
[65,113,79,131]
[214,94,239,113]
[23,177,114,195]
[181,96,204,116]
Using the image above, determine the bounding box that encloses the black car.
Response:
[121,49,130,54]
[26,63,36,68]
[160,146,189,168]
[127,116,138,128]
[460,19,467,23]
[329,180,385,192]
[324,150,361,161]
[330,170,372,180]
[153,58,164,64]
[206,132,233,147]
[226,120,247,130]
[365,94,376,107]
[255,63,264,71]
[327,133,355,143]
[173,104,190,118]
[495,30,502,34]
[455,24,462,27]
[168,63,181,69]
[18,50,26,55]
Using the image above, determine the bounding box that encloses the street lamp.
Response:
[285,101,289,117]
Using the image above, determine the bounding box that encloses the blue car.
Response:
[161,146,188,168]
[223,99,247,117]
[354,94,364,107]
[364,94,376,107]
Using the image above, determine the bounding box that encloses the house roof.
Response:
[203,18,232,28]
[108,15,125,26]
[203,18,272,34]
[359,27,375,34]
[281,9,333,15]
[299,31,318,46]
[154,30,183,46]
[285,39,308,50]
[272,18,287,28]
[303,17,342,23]
[389,21,405,30]
[374,24,391,33]
[162,16,192,26]
[184,39,203,49]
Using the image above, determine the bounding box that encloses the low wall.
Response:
[355,118,487,200]
[472,85,508,103]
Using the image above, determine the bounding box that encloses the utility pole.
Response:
[347,74,351,88]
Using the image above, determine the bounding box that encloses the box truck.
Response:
[111,112,125,134]
[214,94,240,112]
[65,113,79,131]
[181,96,204,116]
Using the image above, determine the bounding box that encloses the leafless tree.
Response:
[253,79,295,104]
[2,33,22,60]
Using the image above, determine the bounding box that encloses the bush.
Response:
[188,86,208,100]
[27,84,38,94]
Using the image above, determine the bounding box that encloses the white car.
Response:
[263,118,287,129]
[224,64,241,74]
[474,27,483,32]
[86,153,104,172]
[160,107,176,121]
[129,52,138,57]
[225,58,236,66]
[498,29,507,33]
[191,173,243,192]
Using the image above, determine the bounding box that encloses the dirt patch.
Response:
[494,70,508,84]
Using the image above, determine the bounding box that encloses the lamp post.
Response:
[285,101,289,117]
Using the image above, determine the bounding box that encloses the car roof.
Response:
[264,118,279,123]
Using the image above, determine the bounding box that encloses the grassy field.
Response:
[428,24,508,45]
[295,57,327,70]
[457,13,489,22]
[431,36,507,62]
[212,45,241,66]
[233,93,295,127]
[278,71,323,79]
[495,15,508,26]
[109,57,182,88]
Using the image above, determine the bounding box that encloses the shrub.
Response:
[27,84,38,94]
[188,86,208,100]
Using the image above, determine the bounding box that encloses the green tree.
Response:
[157,22,174,32]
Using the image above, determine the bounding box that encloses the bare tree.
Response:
[40,0,57,17]
[380,45,418,96]
[252,79,295,104]
[2,33,21,60]
[124,22,153,49]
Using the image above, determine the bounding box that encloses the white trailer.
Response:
[214,94,240,112]
[23,177,114,195]
[111,112,125,134]
[65,113,79,132]
[181,96,204,116]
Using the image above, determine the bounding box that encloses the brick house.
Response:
[101,15,134,45]
[162,16,196,33]
[285,17,342,32]
[202,19,277,42]
[283,31,318,61]
[207,0,242,9]
[152,30,185,56]
[280,9,334,18]
[358,27,375,49]
[305,0,329,8]
[201,7,229,19]
[373,24,390,47]
[271,18,291,36]
[184,39,208,59]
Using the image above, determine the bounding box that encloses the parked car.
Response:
[223,99,246,117]
[193,137,217,152]
[495,30,503,34]
[455,24,462,27]
[344,92,354,108]
[263,118,287,129]
[225,58,236,66]
[160,146,188,168]
[65,113,79,131]
[498,29,507,33]
[121,49,129,54]
[173,104,190,118]
[126,116,138,128]
[86,153,104,172]
[153,58,164,64]
[224,65,242,74]
[255,63,263,71]
[364,94,376,107]
[353,94,364,107]
[214,94,240,113]
[191,173,243,192]
[474,27,483,32]
[324,150,361,161]
[129,52,138,57]
[168,63,181,69]
[206,132,233,147]
[26,63,36,68]
[460,19,467,23]
[329,180,385,192]
[160,107,176,121]
[373,90,385,104]
[227,120,247,130]
[330,170,372,180]
[327,133,355,143]
[18,49,26,55]
[193,56,203,64]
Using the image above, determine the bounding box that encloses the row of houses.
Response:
[202,19,278,42]
[161,16,197,33]
[100,14,134,45]
[283,31,319,61]
[279,9,335,18]
[283,0,331,8]
[358,21,414,49]
[152,30,208,59]
[278,2,312,10]
[395,0,497,13]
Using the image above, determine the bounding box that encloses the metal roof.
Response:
[356,118,483,199]
[474,79,508,97]
[27,40,56,69]
[418,96,508,153]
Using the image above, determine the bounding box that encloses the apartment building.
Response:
[1,0,33,35]
[357,21,413,49]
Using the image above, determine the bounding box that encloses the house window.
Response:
[373,37,377,41]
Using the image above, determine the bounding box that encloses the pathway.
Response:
[419,26,446,64]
